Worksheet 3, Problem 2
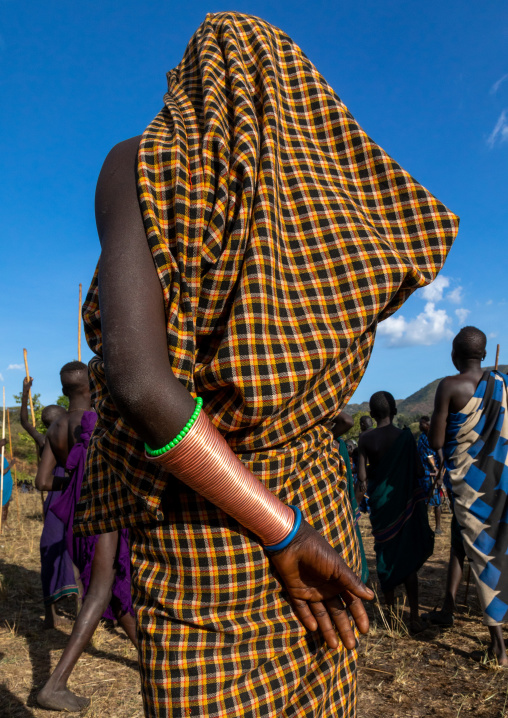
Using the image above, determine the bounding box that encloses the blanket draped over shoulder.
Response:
[75,12,458,718]
[445,370,508,626]
[368,429,434,591]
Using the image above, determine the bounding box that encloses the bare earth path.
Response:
[1,494,507,716]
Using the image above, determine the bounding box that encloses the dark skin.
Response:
[428,340,507,665]
[95,135,373,653]
[37,371,138,712]
[358,411,424,629]
[21,377,45,457]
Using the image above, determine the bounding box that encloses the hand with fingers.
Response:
[269,520,374,650]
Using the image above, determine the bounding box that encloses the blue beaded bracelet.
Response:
[263,505,302,552]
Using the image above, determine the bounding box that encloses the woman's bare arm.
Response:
[96,136,195,447]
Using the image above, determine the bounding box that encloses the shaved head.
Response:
[453,326,486,361]
[369,391,397,421]
[41,404,66,428]
[60,361,89,397]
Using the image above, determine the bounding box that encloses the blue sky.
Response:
[1,0,507,409]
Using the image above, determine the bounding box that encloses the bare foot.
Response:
[37,684,90,712]
[43,606,71,630]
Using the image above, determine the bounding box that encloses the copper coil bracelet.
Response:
[144,399,297,548]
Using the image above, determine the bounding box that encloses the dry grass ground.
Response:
[1,493,507,716]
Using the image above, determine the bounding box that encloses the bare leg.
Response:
[442,546,465,614]
[488,626,508,665]
[37,532,119,712]
[116,611,138,648]
[434,506,442,534]
[44,603,62,630]
[403,572,420,627]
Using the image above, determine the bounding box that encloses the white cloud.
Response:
[486,299,493,306]
[455,308,470,324]
[378,302,453,347]
[487,110,508,148]
[421,275,450,303]
[7,363,23,370]
[447,286,463,304]
[489,332,498,339]
[491,74,508,95]
[0,373,3,382]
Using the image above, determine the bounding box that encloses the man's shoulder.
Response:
[46,415,70,447]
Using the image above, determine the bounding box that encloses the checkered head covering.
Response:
[82,11,458,531]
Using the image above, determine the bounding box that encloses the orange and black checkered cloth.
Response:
[77,11,458,717]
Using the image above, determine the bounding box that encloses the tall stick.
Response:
[7,409,20,523]
[1,387,5,534]
[78,283,83,362]
[495,344,500,371]
[23,349,44,510]
[23,349,36,428]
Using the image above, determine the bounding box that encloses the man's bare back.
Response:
[360,424,403,474]
[429,327,487,452]
[47,411,87,466]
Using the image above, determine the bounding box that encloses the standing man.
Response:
[36,362,136,712]
[429,326,508,665]
[417,416,443,534]
[358,392,434,631]
[20,378,77,628]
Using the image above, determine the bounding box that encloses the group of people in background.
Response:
[335,326,508,666]
[6,324,507,716]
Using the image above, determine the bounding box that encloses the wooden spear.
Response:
[495,344,500,371]
[23,349,44,510]
[7,408,20,523]
[1,387,6,534]
[23,349,36,427]
[78,283,83,362]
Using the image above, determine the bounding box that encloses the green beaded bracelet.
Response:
[145,397,203,457]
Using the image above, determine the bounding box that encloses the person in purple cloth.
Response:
[20,378,77,628]
[34,361,137,713]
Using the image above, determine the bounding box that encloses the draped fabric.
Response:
[445,370,508,626]
[52,412,133,621]
[74,11,458,717]
[417,431,441,506]
[40,467,78,606]
[368,429,434,591]
[77,11,458,534]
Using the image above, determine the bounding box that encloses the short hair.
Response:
[60,361,89,396]
[41,404,66,428]
[360,415,373,430]
[60,361,88,375]
[369,391,397,421]
[419,415,430,423]
[452,326,486,361]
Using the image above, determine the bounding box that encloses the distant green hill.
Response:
[346,365,508,418]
